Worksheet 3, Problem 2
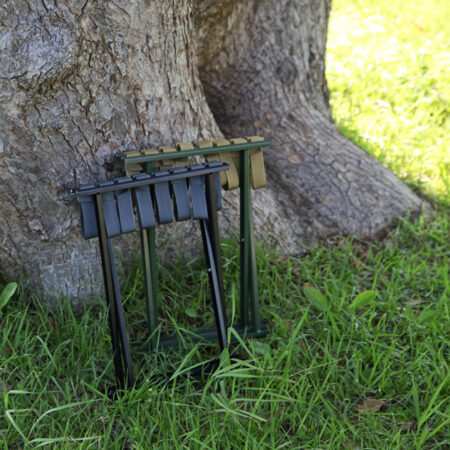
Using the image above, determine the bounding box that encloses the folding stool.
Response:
[119,137,271,344]
[77,162,229,389]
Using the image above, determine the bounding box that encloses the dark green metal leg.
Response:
[200,219,228,350]
[95,195,124,387]
[205,173,225,308]
[107,238,136,387]
[240,150,251,328]
[140,228,158,351]
[95,194,135,388]
[143,162,159,350]
[239,150,262,332]
[248,213,261,331]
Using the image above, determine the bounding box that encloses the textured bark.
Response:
[0,0,425,300]
[194,0,425,245]
[0,0,221,298]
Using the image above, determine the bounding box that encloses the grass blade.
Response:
[302,286,328,312]
[349,290,378,310]
[0,282,18,311]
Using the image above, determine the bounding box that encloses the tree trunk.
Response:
[194,0,425,244]
[0,0,424,300]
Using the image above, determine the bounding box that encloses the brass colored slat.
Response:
[159,146,177,167]
[140,149,161,172]
[202,139,224,184]
[230,138,247,145]
[250,148,266,189]
[246,136,266,189]
[123,150,141,158]
[176,142,194,151]
[125,163,143,178]
[214,139,239,190]
[159,146,177,153]
[174,142,192,167]
[124,150,145,176]
[142,148,159,156]
[214,139,231,147]
[246,136,265,142]
[222,154,240,190]
[197,139,213,149]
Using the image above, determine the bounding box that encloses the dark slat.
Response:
[171,178,191,221]
[135,185,156,228]
[190,175,208,219]
[153,181,173,224]
[77,162,229,197]
[115,189,136,234]
[78,195,98,239]
[200,219,228,351]
[213,173,222,211]
[101,192,121,237]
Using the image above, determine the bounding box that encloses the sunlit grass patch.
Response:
[327,0,449,202]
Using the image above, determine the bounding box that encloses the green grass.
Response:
[327,0,449,203]
[1,0,449,448]
[1,224,449,448]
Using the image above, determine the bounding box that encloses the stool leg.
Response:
[107,238,136,387]
[144,162,159,351]
[239,149,262,332]
[248,212,262,331]
[205,173,225,312]
[95,194,125,388]
[239,150,251,328]
[141,228,158,352]
[200,219,228,351]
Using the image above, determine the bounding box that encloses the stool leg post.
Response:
[148,227,158,309]
[200,219,228,351]
[239,149,262,332]
[95,194,125,389]
[106,238,136,387]
[145,162,159,351]
[240,150,251,329]
[141,228,158,352]
[205,173,225,309]
[248,213,262,331]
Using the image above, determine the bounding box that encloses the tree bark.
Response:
[0,0,425,300]
[194,0,425,244]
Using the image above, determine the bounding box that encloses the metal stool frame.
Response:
[78,163,229,388]
[118,138,271,349]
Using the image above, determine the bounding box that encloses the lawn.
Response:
[1,0,449,448]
